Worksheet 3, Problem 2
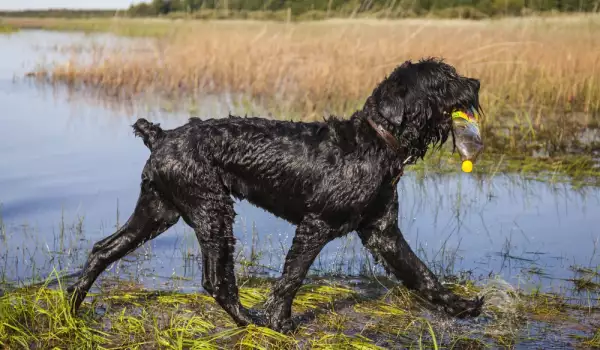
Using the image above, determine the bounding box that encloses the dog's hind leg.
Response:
[175,189,256,327]
[357,188,483,318]
[67,176,180,312]
[263,214,337,332]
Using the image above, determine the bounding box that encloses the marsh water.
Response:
[1,30,600,307]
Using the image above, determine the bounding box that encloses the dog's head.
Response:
[365,57,483,163]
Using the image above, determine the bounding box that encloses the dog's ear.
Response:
[370,61,417,125]
[370,59,439,127]
[377,93,406,125]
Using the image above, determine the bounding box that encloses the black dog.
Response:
[67,57,484,332]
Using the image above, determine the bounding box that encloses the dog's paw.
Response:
[247,308,295,333]
[444,295,484,318]
[247,308,269,327]
[268,317,297,334]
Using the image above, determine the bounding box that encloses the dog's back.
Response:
[131,116,386,226]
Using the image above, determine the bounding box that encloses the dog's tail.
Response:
[132,118,165,151]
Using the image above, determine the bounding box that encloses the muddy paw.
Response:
[247,308,269,327]
[269,317,297,334]
[445,296,484,318]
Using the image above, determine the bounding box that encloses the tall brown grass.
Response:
[36,16,600,155]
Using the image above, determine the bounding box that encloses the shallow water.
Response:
[1,30,600,304]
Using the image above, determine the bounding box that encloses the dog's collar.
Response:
[366,117,402,154]
[366,117,409,185]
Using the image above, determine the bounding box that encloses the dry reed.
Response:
[32,16,600,157]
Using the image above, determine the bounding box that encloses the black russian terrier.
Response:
[67,57,485,332]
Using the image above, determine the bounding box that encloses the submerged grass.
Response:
[583,327,600,349]
[410,146,600,187]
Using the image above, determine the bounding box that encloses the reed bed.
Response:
[30,16,600,159]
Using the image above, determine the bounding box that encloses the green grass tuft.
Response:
[0,272,108,348]
[0,22,18,34]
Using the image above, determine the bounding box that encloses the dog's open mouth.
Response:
[452,106,483,173]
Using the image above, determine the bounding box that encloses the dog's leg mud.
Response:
[358,189,483,318]
[67,179,180,312]
[263,215,336,333]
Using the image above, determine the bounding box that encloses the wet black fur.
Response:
[67,58,485,332]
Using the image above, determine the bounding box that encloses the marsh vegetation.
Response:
[0,21,18,33]
[1,183,600,349]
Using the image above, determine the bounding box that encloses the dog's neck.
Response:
[356,96,406,156]
[356,96,428,164]
[365,117,402,155]
[343,104,411,185]
[363,116,411,185]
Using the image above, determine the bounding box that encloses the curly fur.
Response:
[67,57,484,332]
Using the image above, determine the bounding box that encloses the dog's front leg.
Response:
[357,188,483,318]
[263,214,336,333]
